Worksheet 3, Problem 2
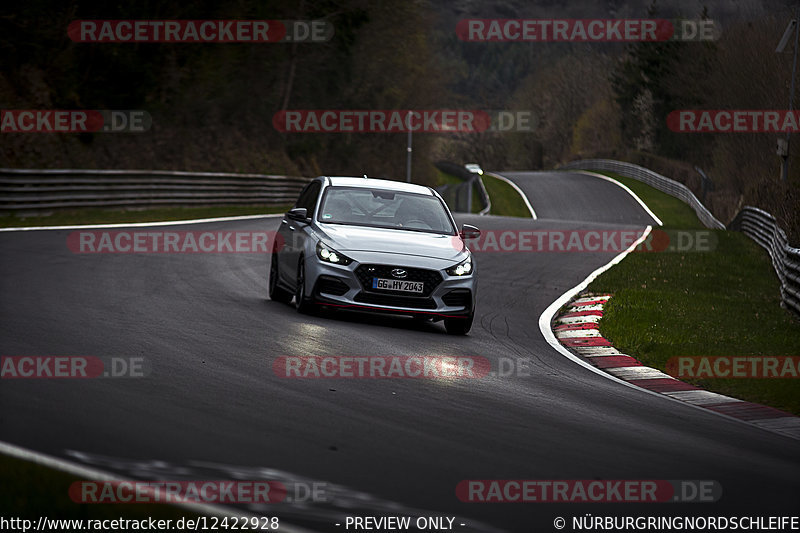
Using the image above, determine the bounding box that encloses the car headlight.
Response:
[316,242,353,265]
[446,256,473,276]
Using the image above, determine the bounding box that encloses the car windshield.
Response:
[317,186,456,235]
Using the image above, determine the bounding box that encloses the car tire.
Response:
[444,312,473,335]
[269,249,293,304]
[294,257,315,314]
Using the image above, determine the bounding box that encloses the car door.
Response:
[279,180,321,287]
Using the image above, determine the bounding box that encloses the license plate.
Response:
[372,278,424,293]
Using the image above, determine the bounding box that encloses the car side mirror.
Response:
[287,207,309,222]
[460,224,481,240]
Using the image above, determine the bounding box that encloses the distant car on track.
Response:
[464,163,483,175]
[269,176,480,334]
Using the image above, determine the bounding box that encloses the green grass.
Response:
[601,172,704,229]
[0,204,292,228]
[587,171,800,415]
[482,173,532,218]
[0,453,202,521]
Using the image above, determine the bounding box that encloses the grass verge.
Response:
[600,172,704,229]
[435,169,532,217]
[482,173,532,218]
[586,171,800,415]
[0,204,292,228]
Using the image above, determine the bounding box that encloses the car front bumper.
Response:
[305,254,476,318]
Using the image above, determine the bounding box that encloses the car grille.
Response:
[354,292,437,309]
[354,264,442,297]
[315,276,349,296]
[442,289,472,308]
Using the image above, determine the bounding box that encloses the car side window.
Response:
[295,181,321,215]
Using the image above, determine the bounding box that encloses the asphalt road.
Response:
[1,171,798,532]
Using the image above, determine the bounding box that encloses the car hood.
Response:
[317,223,465,261]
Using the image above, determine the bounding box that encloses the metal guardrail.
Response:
[560,159,725,229]
[0,168,310,211]
[433,161,490,214]
[561,158,798,317]
[730,207,800,316]
[475,175,491,216]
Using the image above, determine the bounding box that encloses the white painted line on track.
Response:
[569,304,605,312]
[570,296,611,306]
[555,329,602,338]
[573,170,664,226]
[0,213,284,232]
[574,346,624,355]
[484,172,537,219]
[538,226,658,389]
[606,366,673,380]
[663,390,744,406]
[555,316,601,325]
[751,418,800,431]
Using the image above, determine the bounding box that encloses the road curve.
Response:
[0,171,797,532]
[495,170,657,225]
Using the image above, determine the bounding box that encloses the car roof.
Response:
[323,176,433,195]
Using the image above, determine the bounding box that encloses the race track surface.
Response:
[1,171,797,532]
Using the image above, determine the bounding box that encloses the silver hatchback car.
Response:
[269,176,480,334]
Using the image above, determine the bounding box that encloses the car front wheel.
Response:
[269,250,293,304]
[294,257,315,314]
[444,312,473,335]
